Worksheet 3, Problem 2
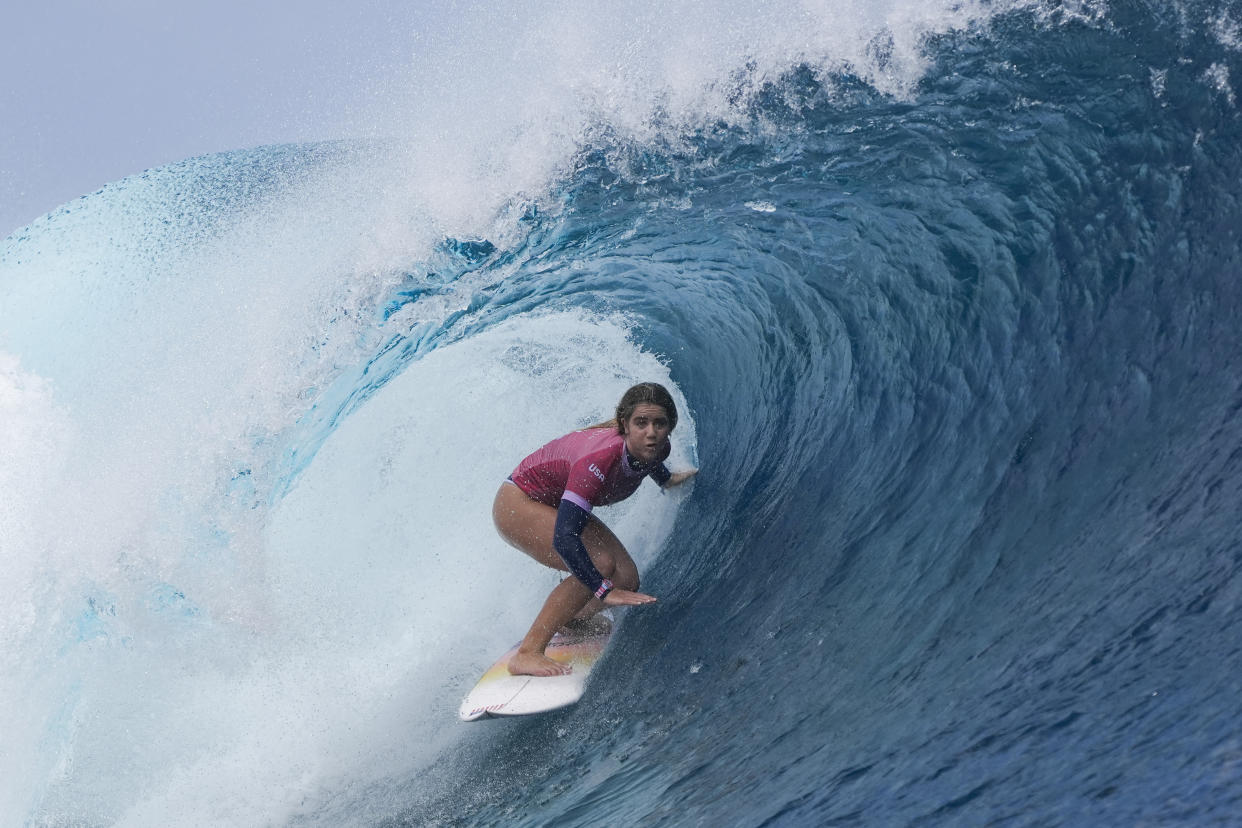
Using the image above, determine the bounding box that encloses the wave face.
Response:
[4,0,1242,824]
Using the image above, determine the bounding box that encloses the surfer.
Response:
[493,382,697,677]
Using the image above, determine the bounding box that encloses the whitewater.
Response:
[3,0,1242,824]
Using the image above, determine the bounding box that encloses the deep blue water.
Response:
[4,0,1242,825]
[384,4,1242,825]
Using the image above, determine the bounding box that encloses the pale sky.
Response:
[1,1,431,237]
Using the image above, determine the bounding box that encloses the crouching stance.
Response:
[493,382,696,676]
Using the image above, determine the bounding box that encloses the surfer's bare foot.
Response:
[508,650,571,677]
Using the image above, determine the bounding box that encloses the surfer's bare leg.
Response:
[493,483,638,676]
[511,577,599,674]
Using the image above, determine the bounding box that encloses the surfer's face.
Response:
[622,404,671,464]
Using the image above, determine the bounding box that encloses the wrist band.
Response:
[595,579,614,600]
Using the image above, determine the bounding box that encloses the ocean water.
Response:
[3,0,1242,825]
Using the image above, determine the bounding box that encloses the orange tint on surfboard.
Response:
[459,625,613,721]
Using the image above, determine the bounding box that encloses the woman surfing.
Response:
[493,382,697,677]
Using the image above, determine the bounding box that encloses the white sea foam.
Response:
[2,300,691,826]
[1204,62,1236,105]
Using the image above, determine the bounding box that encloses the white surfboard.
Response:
[459,622,613,721]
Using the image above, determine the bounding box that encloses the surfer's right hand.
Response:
[603,588,657,606]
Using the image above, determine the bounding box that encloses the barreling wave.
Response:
[3,0,1242,824]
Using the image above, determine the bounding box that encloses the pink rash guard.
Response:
[508,427,673,597]
[509,428,672,512]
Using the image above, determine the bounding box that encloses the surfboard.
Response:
[459,621,613,721]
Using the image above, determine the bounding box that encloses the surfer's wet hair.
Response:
[614,382,678,433]
[584,382,678,433]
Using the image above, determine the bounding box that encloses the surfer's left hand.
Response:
[664,468,698,488]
